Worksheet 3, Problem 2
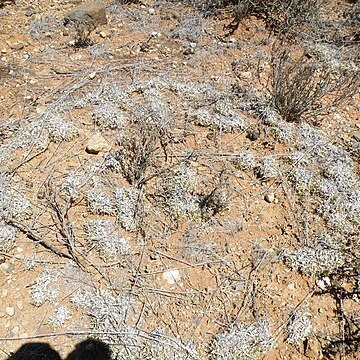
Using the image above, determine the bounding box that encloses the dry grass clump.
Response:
[70,288,134,345]
[282,245,345,276]
[211,318,272,359]
[47,116,78,142]
[160,163,201,221]
[48,305,71,329]
[191,101,247,133]
[86,188,116,215]
[232,151,256,171]
[92,101,126,129]
[113,186,144,232]
[0,221,17,252]
[0,176,32,220]
[139,328,198,360]
[255,156,279,180]
[286,309,313,345]
[30,269,60,307]
[170,11,205,42]
[60,171,88,202]
[270,46,359,123]
[234,0,319,31]
[84,219,132,260]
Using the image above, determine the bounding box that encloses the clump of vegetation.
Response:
[28,14,60,39]
[160,163,201,221]
[232,151,256,171]
[286,309,313,345]
[211,319,272,359]
[191,101,247,133]
[234,0,319,32]
[84,219,131,260]
[0,221,17,252]
[140,328,198,360]
[71,288,133,344]
[113,186,144,231]
[255,156,279,180]
[0,176,32,220]
[47,116,78,142]
[283,245,345,276]
[92,101,126,129]
[48,305,71,329]
[86,188,116,215]
[60,171,88,202]
[270,46,359,123]
[30,269,60,307]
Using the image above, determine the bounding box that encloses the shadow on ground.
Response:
[7,338,111,360]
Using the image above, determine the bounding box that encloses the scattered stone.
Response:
[25,9,35,17]
[162,269,181,285]
[240,71,252,79]
[265,193,275,203]
[5,306,15,317]
[316,277,331,290]
[287,283,295,290]
[17,300,23,310]
[89,71,96,79]
[99,30,109,38]
[148,8,155,15]
[1,289,8,298]
[7,41,26,50]
[248,129,260,141]
[86,133,111,154]
[64,2,107,26]
[183,47,195,55]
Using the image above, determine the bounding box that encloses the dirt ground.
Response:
[0,0,359,359]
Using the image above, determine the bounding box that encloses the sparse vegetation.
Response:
[1,0,359,359]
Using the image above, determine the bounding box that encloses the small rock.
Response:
[229,37,237,43]
[247,129,260,141]
[240,71,252,79]
[25,9,35,17]
[1,289,8,298]
[265,193,275,203]
[183,47,195,55]
[86,133,111,154]
[316,277,331,290]
[7,41,26,50]
[17,300,24,310]
[99,30,108,38]
[11,326,19,335]
[89,71,96,79]
[162,269,181,285]
[148,8,155,15]
[5,306,15,317]
[287,283,295,290]
[64,2,107,26]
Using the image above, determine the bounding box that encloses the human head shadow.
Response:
[7,339,111,360]
[65,338,112,360]
[7,342,61,360]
